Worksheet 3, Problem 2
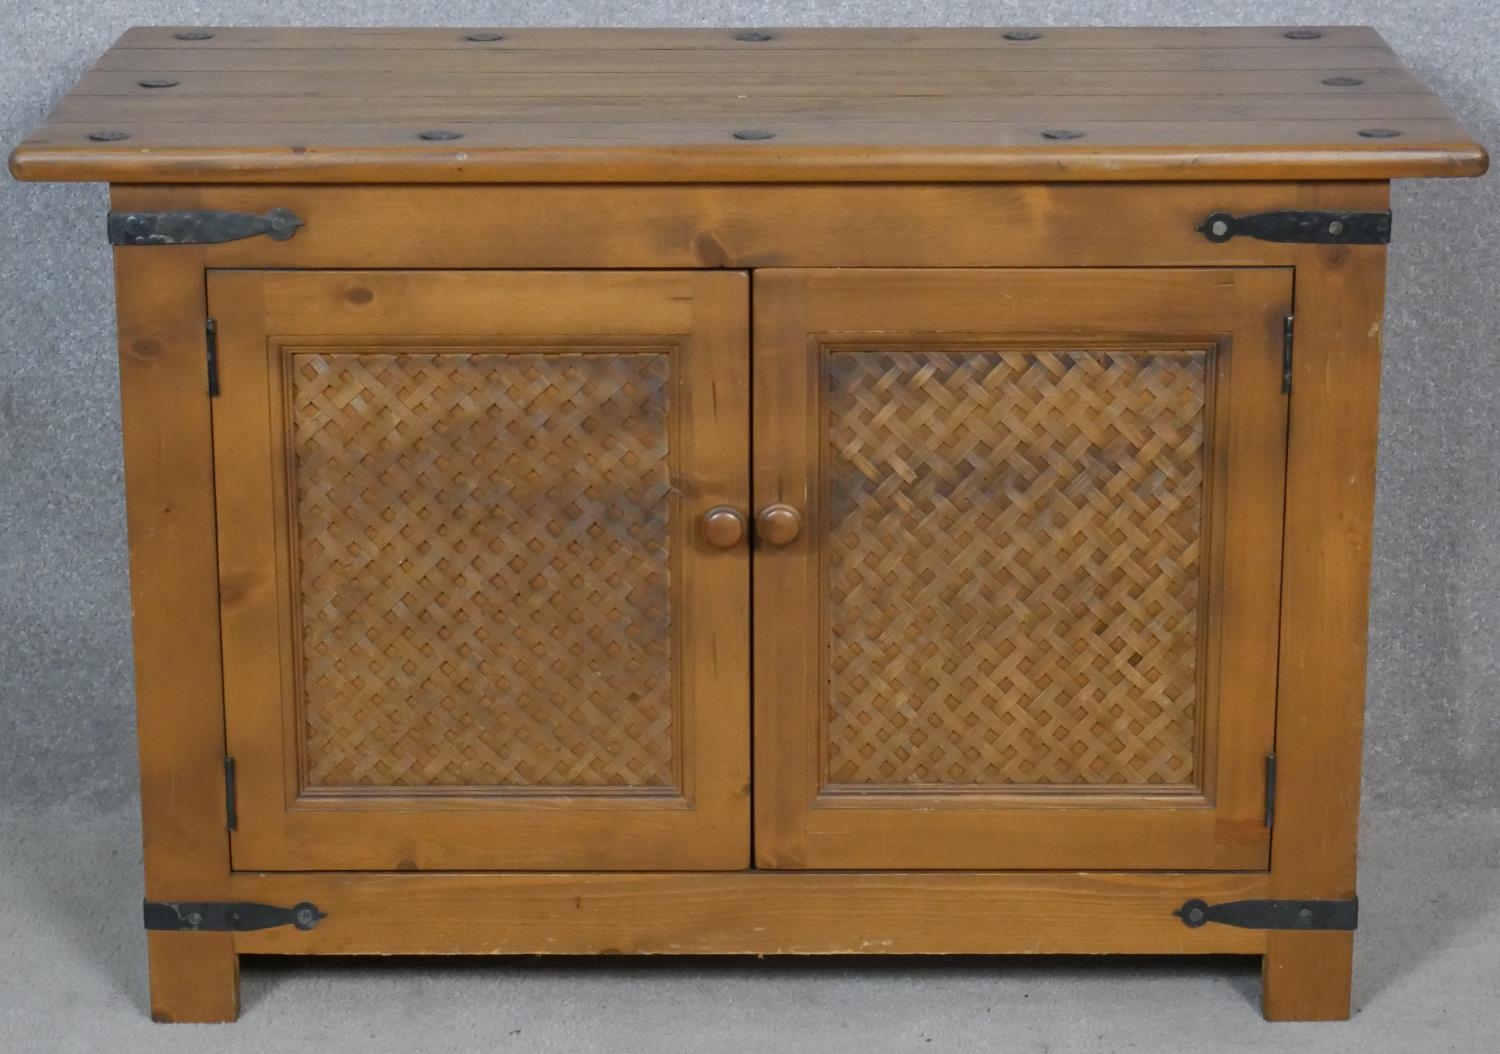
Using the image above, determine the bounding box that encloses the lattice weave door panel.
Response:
[825,348,1208,787]
[288,349,676,789]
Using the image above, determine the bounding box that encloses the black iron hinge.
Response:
[1197,210,1392,245]
[144,900,325,933]
[224,755,237,832]
[107,208,304,246]
[1282,317,1294,395]
[1264,751,1278,829]
[205,317,219,397]
[1174,897,1358,932]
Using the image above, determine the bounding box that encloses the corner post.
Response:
[1262,189,1391,1021]
[111,185,239,1022]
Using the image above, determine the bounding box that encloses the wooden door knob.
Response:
[756,504,803,545]
[701,506,747,548]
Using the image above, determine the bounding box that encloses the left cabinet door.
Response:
[209,270,750,871]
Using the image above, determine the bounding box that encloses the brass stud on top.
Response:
[1003,30,1043,41]
[1041,129,1085,140]
[732,129,776,140]
[87,130,130,141]
[464,32,505,42]
[1358,128,1403,138]
[138,78,180,89]
[733,30,775,42]
[418,129,463,141]
[1322,76,1363,87]
[173,30,214,41]
[1284,29,1323,40]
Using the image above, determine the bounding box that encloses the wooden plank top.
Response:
[9,25,1487,184]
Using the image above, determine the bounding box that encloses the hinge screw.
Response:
[1174,899,1211,927]
[292,903,325,930]
[1327,219,1346,236]
[186,911,204,927]
[1209,218,1230,238]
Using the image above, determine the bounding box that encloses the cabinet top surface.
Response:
[8,25,1487,185]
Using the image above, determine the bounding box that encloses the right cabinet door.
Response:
[753,268,1293,870]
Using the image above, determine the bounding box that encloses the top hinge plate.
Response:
[144,900,325,933]
[1197,210,1392,245]
[107,208,304,246]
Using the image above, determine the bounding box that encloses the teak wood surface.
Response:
[10,24,1488,1027]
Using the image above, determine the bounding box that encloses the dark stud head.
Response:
[733,30,775,42]
[138,78,180,89]
[173,30,214,41]
[1284,29,1323,40]
[87,130,130,142]
[464,32,504,42]
[1322,76,1363,87]
[732,129,776,141]
[1003,30,1042,41]
[1041,129,1085,140]
[1199,213,1234,241]
[418,129,463,141]
[1358,127,1403,138]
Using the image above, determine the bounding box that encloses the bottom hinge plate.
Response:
[1174,897,1358,932]
[144,900,325,933]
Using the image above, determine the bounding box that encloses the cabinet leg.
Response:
[1261,931,1353,1021]
[146,932,240,1023]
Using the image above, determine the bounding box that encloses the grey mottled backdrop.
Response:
[1,2,1495,811]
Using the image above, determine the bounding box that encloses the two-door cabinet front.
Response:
[210,266,1288,876]
[9,23,1486,1024]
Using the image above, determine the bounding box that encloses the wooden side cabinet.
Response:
[9,24,1486,1024]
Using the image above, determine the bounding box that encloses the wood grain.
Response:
[68,68,1436,98]
[94,45,1406,74]
[228,870,1272,956]
[112,183,1393,271]
[1261,229,1390,1022]
[8,26,1485,183]
[109,188,239,1023]
[752,268,1290,871]
[210,270,752,871]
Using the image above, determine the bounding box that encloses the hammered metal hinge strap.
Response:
[1196,210,1392,245]
[107,208,304,246]
[143,900,325,932]
[1174,897,1358,931]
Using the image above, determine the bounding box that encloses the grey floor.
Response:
[1,806,1495,1053]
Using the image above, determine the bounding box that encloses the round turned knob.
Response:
[701,506,747,549]
[756,503,803,546]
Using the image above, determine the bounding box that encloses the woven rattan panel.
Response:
[824,347,1207,787]
[288,348,676,789]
